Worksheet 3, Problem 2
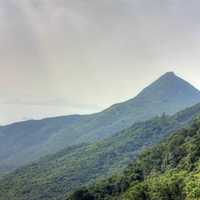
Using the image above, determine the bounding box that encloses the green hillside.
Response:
[1,72,200,175]
[69,118,200,200]
[1,103,200,200]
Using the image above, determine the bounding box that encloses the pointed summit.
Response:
[158,71,178,81]
[105,72,200,131]
[130,72,200,115]
[163,72,176,77]
[162,71,176,76]
[155,71,181,83]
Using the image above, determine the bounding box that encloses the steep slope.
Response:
[69,118,200,200]
[1,103,200,200]
[1,72,200,174]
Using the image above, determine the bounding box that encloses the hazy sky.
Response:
[1,0,200,124]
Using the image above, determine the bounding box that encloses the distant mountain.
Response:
[1,72,200,174]
[1,103,200,200]
[68,117,200,200]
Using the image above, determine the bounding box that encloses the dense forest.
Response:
[1,103,200,200]
[69,118,200,200]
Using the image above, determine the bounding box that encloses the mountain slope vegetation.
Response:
[1,103,200,200]
[1,72,200,174]
[69,118,200,200]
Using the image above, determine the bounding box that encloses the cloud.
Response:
[1,0,200,123]
[2,98,103,110]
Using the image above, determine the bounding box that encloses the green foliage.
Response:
[124,170,186,200]
[1,72,200,176]
[68,119,200,200]
[1,104,200,200]
[123,182,149,200]
[70,188,95,200]
[185,170,200,200]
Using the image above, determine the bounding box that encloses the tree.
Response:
[69,188,94,200]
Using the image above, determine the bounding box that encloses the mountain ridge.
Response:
[1,72,200,175]
[1,102,200,200]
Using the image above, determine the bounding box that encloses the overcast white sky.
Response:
[1,0,200,124]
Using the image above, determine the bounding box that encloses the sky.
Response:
[1,0,200,124]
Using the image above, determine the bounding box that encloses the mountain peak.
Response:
[162,71,176,77]
[153,72,179,84]
[133,72,200,114]
[158,72,178,82]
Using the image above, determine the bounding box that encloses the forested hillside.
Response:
[1,72,200,175]
[1,103,200,200]
[69,119,200,200]
[2,0,200,199]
